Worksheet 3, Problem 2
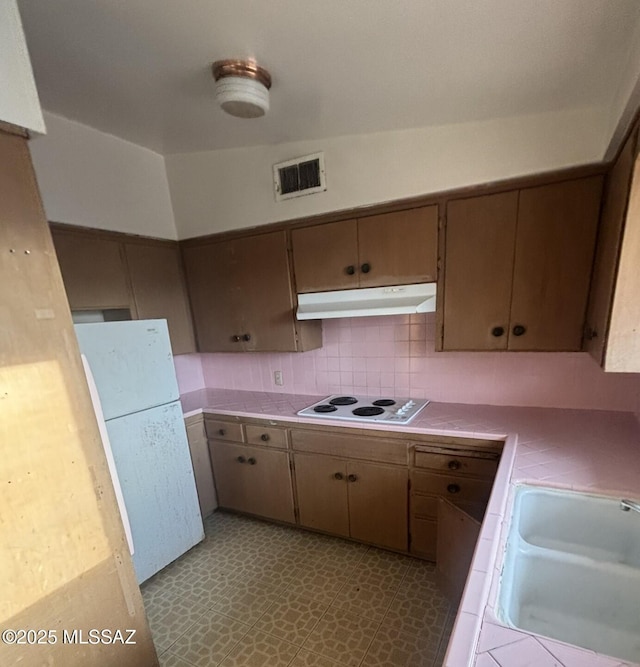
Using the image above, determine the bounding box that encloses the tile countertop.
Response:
[180,388,640,667]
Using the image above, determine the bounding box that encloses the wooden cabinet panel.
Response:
[51,230,133,311]
[509,176,602,351]
[235,231,298,352]
[291,207,438,293]
[183,231,319,352]
[245,424,288,449]
[436,498,481,605]
[209,441,295,523]
[292,219,359,292]
[358,206,438,288]
[443,192,518,350]
[414,450,498,477]
[182,239,242,352]
[585,133,636,364]
[411,471,493,505]
[347,460,408,551]
[185,416,217,517]
[410,516,437,560]
[606,154,640,371]
[204,417,244,442]
[291,428,406,465]
[294,453,350,537]
[125,242,196,354]
[443,177,602,352]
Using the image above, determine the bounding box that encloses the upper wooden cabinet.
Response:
[442,176,603,351]
[291,206,439,292]
[124,242,196,355]
[182,230,322,353]
[50,226,196,354]
[51,230,133,311]
[584,128,640,372]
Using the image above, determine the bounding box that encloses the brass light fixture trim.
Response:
[212,59,272,90]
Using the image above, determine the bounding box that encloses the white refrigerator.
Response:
[75,319,204,583]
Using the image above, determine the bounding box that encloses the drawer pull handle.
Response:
[218,428,226,436]
[232,335,242,342]
[360,262,371,274]
[248,457,257,465]
[346,265,356,275]
[347,474,358,483]
[448,460,461,470]
[512,324,526,337]
[237,456,246,464]
[334,472,344,480]
[447,483,461,494]
[491,326,505,337]
[242,333,251,342]
[260,433,270,442]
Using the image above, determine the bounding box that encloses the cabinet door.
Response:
[125,242,196,354]
[606,155,640,371]
[347,461,408,551]
[235,231,298,351]
[436,498,480,605]
[293,453,349,537]
[209,441,295,523]
[182,240,243,352]
[584,131,638,368]
[357,206,438,288]
[509,176,603,351]
[51,230,133,311]
[185,418,217,517]
[443,192,518,350]
[291,219,359,292]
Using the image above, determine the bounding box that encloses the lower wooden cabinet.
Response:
[293,452,408,551]
[184,415,217,517]
[209,440,295,523]
[409,444,499,560]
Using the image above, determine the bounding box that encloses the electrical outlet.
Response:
[273,370,283,386]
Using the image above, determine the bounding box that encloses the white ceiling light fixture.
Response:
[212,59,272,119]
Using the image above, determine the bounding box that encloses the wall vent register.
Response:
[298,395,429,424]
[274,152,326,201]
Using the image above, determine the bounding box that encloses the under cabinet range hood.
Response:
[296,283,437,320]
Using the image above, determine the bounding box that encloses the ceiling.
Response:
[18,0,640,155]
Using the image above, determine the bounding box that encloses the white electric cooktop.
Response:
[297,394,429,424]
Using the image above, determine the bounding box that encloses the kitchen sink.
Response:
[498,485,640,663]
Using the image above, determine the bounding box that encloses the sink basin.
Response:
[498,485,640,663]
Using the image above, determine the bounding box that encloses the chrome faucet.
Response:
[620,499,640,513]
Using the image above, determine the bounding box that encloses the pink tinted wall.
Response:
[174,353,205,393]
[184,313,640,412]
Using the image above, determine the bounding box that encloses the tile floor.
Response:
[142,512,456,667]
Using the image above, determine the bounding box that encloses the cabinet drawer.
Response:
[245,424,288,449]
[411,470,493,504]
[410,516,437,560]
[414,450,498,478]
[411,494,438,518]
[205,418,244,442]
[291,429,406,465]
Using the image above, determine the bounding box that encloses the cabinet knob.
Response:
[218,428,226,436]
[247,457,257,465]
[232,335,242,342]
[447,483,461,494]
[360,263,371,274]
[491,326,505,337]
[346,265,356,275]
[334,472,344,480]
[512,324,526,337]
[237,456,246,463]
[448,460,461,471]
[242,333,251,342]
[260,433,270,442]
[585,326,598,340]
[347,473,358,482]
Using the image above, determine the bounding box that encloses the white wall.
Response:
[29,112,178,239]
[166,106,607,239]
[0,1,45,134]
[604,18,640,160]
